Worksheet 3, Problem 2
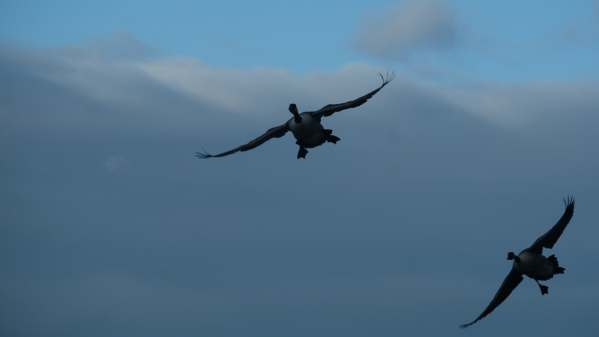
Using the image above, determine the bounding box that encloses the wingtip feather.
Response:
[378,71,395,87]
[459,319,478,329]
[194,151,213,159]
[563,195,575,209]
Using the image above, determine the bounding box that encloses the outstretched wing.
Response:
[195,123,289,159]
[309,72,394,119]
[460,268,523,328]
[527,196,575,254]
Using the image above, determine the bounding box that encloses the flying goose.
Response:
[461,197,575,328]
[195,73,394,159]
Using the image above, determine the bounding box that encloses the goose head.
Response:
[289,103,302,123]
[506,251,520,262]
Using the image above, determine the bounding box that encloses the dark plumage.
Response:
[196,72,394,159]
[461,197,575,328]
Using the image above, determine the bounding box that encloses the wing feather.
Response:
[527,196,575,253]
[196,123,288,159]
[461,268,523,328]
[309,72,394,119]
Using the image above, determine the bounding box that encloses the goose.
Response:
[460,196,575,328]
[195,73,394,159]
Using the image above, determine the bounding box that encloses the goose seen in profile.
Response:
[196,73,394,159]
[461,196,575,328]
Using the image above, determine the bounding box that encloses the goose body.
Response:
[514,251,556,281]
[196,73,394,159]
[287,112,326,148]
[461,197,575,328]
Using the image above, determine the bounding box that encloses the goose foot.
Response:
[326,135,341,144]
[535,280,549,295]
[297,146,308,159]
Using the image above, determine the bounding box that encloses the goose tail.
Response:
[548,255,566,274]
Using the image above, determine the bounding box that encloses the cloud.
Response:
[4,36,597,136]
[53,32,157,62]
[2,37,599,337]
[104,155,128,173]
[353,0,459,60]
[438,81,599,127]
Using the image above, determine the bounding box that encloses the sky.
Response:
[1,1,599,336]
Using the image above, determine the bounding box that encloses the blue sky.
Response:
[2,0,598,76]
[2,1,599,337]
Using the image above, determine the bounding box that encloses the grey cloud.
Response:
[353,0,459,60]
[52,32,157,62]
[438,81,599,127]
[104,155,128,173]
[2,40,599,337]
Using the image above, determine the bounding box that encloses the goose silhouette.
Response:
[461,197,575,328]
[196,73,393,159]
